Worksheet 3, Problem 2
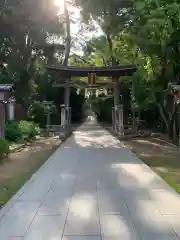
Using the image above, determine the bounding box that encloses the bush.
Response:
[5,121,22,142]
[70,89,85,122]
[27,103,46,127]
[99,98,113,123]
[0,138,9,160]
[19,121,41,140]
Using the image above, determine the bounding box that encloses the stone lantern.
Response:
[42,101,54,128]
[60,103,71,136]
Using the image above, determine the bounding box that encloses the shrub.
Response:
[99,97,113,123]
[5,121,22,142]
[0,138,9,160]
[27,103,46,127]
[70,89,85,122]
[19,121,41,140]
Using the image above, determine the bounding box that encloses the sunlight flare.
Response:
[54,0,64,9]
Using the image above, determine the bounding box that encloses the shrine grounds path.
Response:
[0,120,180,240]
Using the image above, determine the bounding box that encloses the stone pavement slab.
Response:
[97,189,129,215]
[0,201,40,239]
[24,215,66,240]
[8,238,24,240]
[164,216,180,238]
[38,176,74,216]
[100,214,139,238]
[64,214,101,236]
[63,237,101,240]
[0,120,180,239]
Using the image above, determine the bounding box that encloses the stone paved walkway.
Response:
[0,121,180,239]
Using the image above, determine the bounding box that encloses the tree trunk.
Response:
[131,81,137,132]
[63,0,71,66]
[106,32,117,66]
[137,110,140,131]
[160,52,168,85]
[169,103,177,142]
[158,102,178,143]
[132,109,136,132]
[178,106,180,147]
[172,120,177,144]
[157,104,169,134]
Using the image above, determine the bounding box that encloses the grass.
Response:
[0,137,61,206]
[123,137,180,193]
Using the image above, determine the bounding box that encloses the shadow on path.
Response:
[0,121,180,239]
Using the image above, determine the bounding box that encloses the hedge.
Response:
[5,120,41,142]
[19,121,41,140]
[5,121,22,142]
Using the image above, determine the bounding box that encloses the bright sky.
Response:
[53,0,103,55]
[54,0,65,11]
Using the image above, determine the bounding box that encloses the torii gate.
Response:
[46,65,137,137]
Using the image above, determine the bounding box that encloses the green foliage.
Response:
[5,121,22,142]
[19,121,41,140]
[89,95,113,123]
[99,98,113,123]
[88,95,101,116]
[0,0,64,109]
[0,139,10,160]
[27,103,46,127]
[1,0,180,144]
[5,119,41,142]
[70,89,85,122]
[5,120,41,142]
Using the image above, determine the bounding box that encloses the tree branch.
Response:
[70,51,91,64]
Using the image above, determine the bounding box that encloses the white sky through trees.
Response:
[53,0,103,55]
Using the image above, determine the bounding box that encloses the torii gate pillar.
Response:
[61,84,71,134]
[112,77,124,137]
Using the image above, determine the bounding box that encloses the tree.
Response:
[75,0,180,143]
[75,0,133,66]
[0,0,63,110]
[128,0,180,142]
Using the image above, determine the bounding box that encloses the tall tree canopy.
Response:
[72,0,180,144]
[1,0,180,143]
[0,0,63,107]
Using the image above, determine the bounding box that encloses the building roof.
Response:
[46,65,137,77]
[0,84,13,91]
